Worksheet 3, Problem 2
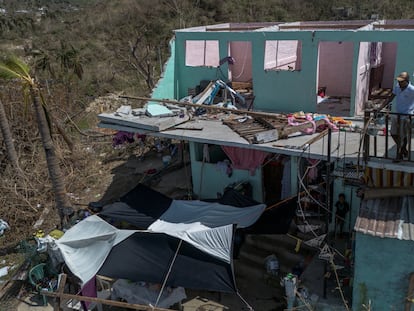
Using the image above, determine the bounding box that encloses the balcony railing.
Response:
[363,110,414,162]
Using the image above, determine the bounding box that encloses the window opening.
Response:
[185,40,219,67]
[264,40,302,71]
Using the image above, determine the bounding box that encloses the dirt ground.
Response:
[0,136,193,310]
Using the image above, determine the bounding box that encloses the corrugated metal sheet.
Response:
[354,196,414,240]
[365,167,414,188]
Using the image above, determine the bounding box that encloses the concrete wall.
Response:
[381,42,398,89]
[189,142,264,201]
[172,29,414,116]
[151,39,176,99]
[318,41,353,97]
[352,233,414,310]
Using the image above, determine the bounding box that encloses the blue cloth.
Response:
[392,83,414,114]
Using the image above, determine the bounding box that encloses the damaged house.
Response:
[97,20,414,310]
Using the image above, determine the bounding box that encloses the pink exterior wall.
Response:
[228,41,252,82]
[318,41,354,96]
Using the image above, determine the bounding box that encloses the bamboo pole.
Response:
[119,95,287,121]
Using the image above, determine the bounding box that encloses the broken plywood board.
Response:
[253,129,279,143]
[98,112,190,132]
[223,117,285,144]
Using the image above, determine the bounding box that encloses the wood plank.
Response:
[254,129,279,143]
[53,274,67,311]
[41,290,174,311]
[120,96,287,121]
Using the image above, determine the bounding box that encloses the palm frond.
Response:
[0,55,32,84]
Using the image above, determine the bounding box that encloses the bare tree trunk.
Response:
[30,86,73,227]
[0,98,21,172]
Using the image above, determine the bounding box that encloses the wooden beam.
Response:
[41,290,174,311]
[300,129,329,149]
[53,274,67,311]
[363,187,414,200]
[119,95,288,121]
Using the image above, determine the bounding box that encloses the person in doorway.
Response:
[379,71,414,159]
[335,193,349,237]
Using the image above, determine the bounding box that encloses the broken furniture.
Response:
[28,263,54,306]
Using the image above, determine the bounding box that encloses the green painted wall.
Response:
[151,39,176,100]
[352,233,414,311]
[189,142,263,201]
[173,29,414,115]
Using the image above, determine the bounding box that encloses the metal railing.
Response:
[363,109,414,162]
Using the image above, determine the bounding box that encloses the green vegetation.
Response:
[2,0,414,103]
[0,0,414,247]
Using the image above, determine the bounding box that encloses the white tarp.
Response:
[56,215,137,285]
[149,220,233,263]
[159,200,266,228]
[56,215,234,285]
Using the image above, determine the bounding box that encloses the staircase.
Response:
[232,233,318,311]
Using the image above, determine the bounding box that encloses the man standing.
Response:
[381,72,414,159]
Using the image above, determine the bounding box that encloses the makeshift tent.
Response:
[56,185,266,293]
[56,216,237,292]
[56,184,295,300]
[99,184,266,230]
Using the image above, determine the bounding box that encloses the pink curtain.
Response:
[222,146,270,175]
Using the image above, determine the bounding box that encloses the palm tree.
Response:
[0,98,21,172]
[0,55,73,226]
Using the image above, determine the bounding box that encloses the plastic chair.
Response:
[28,263,52,306]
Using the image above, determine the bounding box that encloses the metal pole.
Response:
[323,128,332,299]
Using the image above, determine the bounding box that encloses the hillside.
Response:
[0,0,414,286]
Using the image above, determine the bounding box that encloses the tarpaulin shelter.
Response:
[98,184,266,230]
[56,184,266,295]
[99,183,297,234]
[56,216,238,292]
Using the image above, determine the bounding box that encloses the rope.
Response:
[153,239,183,309]
[329,257,351,311]
[236,291,254,311]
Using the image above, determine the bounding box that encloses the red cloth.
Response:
[222,146,269,175]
